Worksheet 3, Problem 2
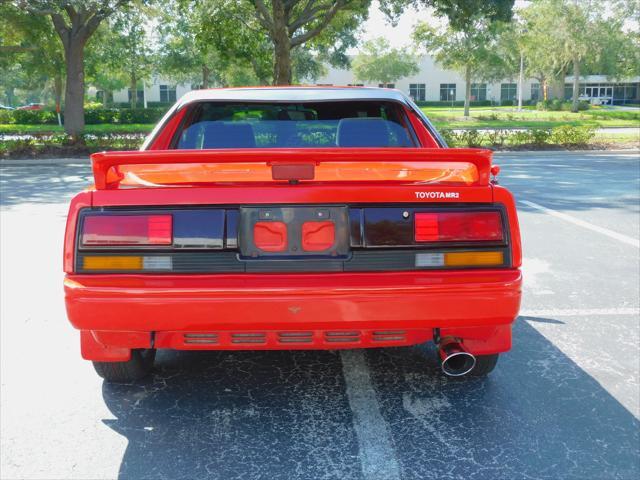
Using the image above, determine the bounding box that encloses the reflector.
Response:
[83,256,143,270]
[444,251,504,266]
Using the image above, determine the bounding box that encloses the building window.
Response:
[348,83,364,87]
[378,83,395,88]
[530,83,541,101]
[470,83,486,101]
[409,83,426,102]
[500,83,517,102]
[440,83,456,101]
[96,90,104,102]
[564,84,573,100]
[160,85,177,103]
[127,88,144,105]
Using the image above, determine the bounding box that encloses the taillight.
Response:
[82,215,173,246]
[415,211,503,242]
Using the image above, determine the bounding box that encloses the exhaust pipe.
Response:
[438,338,476,377]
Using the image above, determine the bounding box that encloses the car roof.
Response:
[176,86,411,107]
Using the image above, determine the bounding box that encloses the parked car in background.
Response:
[16,103,44,110]
[63,87,522,383]
[0,104,15,110]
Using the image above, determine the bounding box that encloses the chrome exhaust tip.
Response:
[438,339,476,377]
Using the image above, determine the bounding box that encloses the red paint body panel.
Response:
[63,90,523,363]
[66,269,521,359]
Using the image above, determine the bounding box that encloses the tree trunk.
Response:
[571,56,580,113]
[130,72,137,109]
[463,64,471,118]
[63,41,86,139]
[549,67,566,100]
[202,65,210,89]
[272,1,292,85]
[54,73,63,112]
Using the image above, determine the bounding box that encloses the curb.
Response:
[1,157,90,166]
[493,149,640,156]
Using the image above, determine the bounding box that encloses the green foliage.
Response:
[353,38,419,84]
[0,132,146,158]
[550,125,596,144]
[0,107,167,125]
[440,125,595,147]
[536,100,590,111]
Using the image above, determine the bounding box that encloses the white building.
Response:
[314,56,640,105]
[92,56,639,106]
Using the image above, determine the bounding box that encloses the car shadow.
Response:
[102,319,639,480]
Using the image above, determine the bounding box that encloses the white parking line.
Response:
[520,200,640,248]
[521,307,640,317]
[340,350,401,480]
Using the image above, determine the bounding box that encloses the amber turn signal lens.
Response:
[444,251,504,267]
[82,256,143,270]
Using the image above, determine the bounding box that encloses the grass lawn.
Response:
[422,106,640,129]
[0,123,154,135]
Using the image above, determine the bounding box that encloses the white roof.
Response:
[176,86,411,107]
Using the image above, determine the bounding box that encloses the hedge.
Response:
[439,125,596,148]
[0,107,168,125]
[536,99,590,111]
[415,100,494,107]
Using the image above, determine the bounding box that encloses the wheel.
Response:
[467,353,499,377]
[93,349,156,382]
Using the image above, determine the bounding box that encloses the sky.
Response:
[355,0,534,51]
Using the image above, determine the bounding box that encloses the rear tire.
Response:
[93,349,156,383]
[468,353,499,377]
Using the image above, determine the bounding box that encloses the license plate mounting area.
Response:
[239,206,349,259]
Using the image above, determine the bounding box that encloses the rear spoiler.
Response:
[91,148,493,190]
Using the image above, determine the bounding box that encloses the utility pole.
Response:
[517,51,524,111]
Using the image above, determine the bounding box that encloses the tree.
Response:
[0,4,65,109]
[380,0,514,29]
[16,1,134,138]
[413,18,505,117]
[353,38,419,87]
[234,0,371,85]
[518,0,634,112]
[108,7,155,108]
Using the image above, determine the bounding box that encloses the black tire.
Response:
[468,353,499,377]
[93,349,156,383]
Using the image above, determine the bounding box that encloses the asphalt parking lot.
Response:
[1,151,639,480]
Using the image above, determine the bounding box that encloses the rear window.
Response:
[173,101,416,149]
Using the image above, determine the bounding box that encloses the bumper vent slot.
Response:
[372,330,407,342]
[183,333,219,344]
[278,332,313,344]
[231,333,266,344]
[325,331,361,343]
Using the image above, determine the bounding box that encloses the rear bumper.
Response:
[65,269,521,360]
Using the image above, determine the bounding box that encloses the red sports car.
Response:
[63,87,522,382]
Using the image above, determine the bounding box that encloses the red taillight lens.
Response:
[82,215,173,246]
[415,211,503,242]
[254,221,287,252]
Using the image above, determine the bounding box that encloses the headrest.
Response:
[201,121,256,149]
[336,118,391,147]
